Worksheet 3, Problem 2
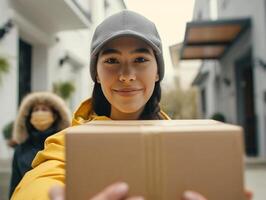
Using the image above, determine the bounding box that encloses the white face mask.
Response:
[30,111,55,132]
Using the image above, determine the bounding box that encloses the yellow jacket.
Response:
[11,98,170,200]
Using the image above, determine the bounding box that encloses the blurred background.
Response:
[0,0,266,199]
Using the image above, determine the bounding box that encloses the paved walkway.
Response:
[245,162,266,200]
[0,159,11,200]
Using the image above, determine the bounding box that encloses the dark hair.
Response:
[91,81,162,120]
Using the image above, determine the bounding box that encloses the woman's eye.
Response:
[104,58,119,64]
[135,57,148,63]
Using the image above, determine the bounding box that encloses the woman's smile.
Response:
[112,87,144,97]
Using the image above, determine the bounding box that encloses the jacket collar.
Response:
[72,98,170,126]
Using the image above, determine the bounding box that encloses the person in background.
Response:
[9,92,71,198]
[10,11,252,200]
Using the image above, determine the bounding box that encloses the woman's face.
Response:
[30,104,55,132]
[96,36,159,120]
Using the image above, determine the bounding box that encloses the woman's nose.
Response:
[118,65,136,82]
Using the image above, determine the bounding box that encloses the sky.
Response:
[124,0,200,89]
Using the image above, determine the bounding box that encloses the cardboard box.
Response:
[66,120,245,200]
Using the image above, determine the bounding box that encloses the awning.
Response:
[180,18,251,60]
[10,0,91,34]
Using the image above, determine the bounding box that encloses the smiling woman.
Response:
[88,10,166,121]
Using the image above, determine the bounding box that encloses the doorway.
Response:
[18,38,32,104]
[235,50,257,156]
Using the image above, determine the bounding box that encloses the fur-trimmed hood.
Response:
[13,92,71,144]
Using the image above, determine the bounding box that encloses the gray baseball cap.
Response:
[90,10,165,81]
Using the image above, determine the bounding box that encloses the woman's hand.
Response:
[49,184,252,200]
[49,185,205,200]
[181,189,253,200]
[49,185,64,200]
[245,189,253,200]
[90,182,144,200]
[181,190,207,200]
[49,182,144,200]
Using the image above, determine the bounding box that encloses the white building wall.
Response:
[193,0,211,20]
[105,0,126,17]
[32,45,49,91]
[218,0,260,18]
[55,30,92,110]
[0,1,19,158]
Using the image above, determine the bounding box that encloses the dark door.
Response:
[19,39,32,104]
[235,51,257,156]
